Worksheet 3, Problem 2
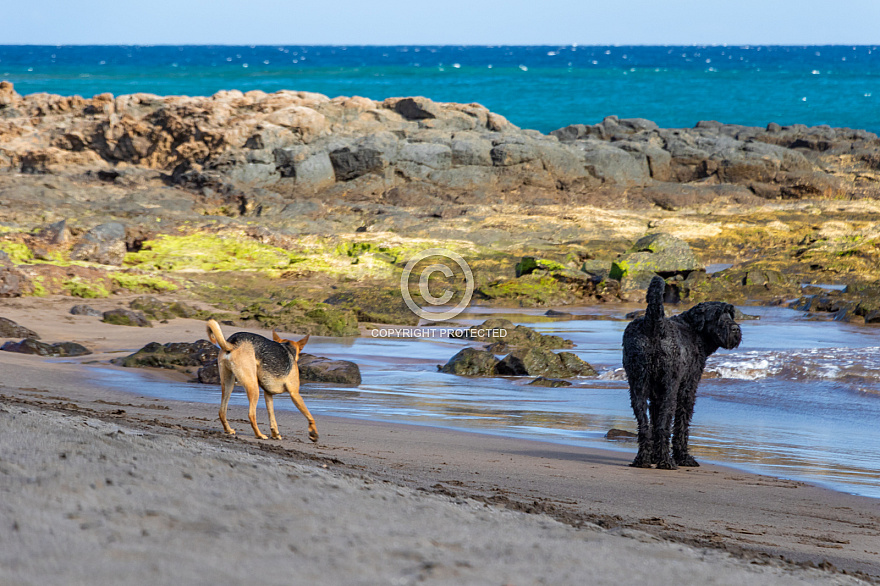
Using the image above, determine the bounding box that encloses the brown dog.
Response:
[206,319,317,442]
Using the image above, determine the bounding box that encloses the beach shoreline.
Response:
[1,305,879,582]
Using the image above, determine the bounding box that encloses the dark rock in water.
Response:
[70,304,102,317]
[528,377,572,388]
[1,338,90,357]
[558,352,598,376]
[496,348,596,378]
[439,347,500,376]
[485,341,510,354]
[114,340,218,369]
[605,428,638,441]
[544,309,572,317]
[69,222,127,266]
[130,296,200,321]
[102,308,151,327]
[298,353,362,385]
[196,352,362,385]
[465,318,573,350]
[197,360,220,384]
[0,317,39,339]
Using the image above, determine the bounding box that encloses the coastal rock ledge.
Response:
[2,81,879,211]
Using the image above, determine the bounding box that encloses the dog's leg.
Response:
[264,391,282,440]
[286,382,318,443]
[218,360,236,435]
[673,380,700,467]
[648,399,661,465]
[653,379,679,470]
[628,374,653,468]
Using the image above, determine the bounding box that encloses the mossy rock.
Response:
[102,308,152,327]
[439,347,500,376]
[130,296,202,321]
[240,301,359,337]
[465,318,573,349]
[478,273,576,307]
[515,256,566,277]
[124,233,301,272]
[495,348,596,378]
[611,233,701,280]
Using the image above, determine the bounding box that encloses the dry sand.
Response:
[1,295,878,585]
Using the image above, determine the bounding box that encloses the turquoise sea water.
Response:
[2,45,880,133]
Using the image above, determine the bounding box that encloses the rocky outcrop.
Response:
[1,83,874,213]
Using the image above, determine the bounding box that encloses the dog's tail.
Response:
[206,319,234,352]
[644,276,667,328]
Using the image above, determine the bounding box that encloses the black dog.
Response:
[622,276,742,469]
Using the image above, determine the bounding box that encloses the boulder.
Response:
[611,233,700,280]
[0,317,39,339]
[298,353,362,385]
[391,97,441,120]
[1,338,90,357]
[439,347,500,376]
[495,348,596,378]
[329,147,385,181]
[129,296,200,320]
[36,219,70,244]
[605,428,638,441]
[69,222,127,266]
[102,308,151,327]
[114,340,217,369]
[465,318,573,349]
[70,304,103,317]
[0,259,30,298]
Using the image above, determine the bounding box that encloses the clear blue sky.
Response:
[6,0,880,45]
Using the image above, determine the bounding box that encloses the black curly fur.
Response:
[622,276,742,469]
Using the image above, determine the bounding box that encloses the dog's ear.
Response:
[293,334,309,355]
[272,330,283,343]
[683,306,706,332]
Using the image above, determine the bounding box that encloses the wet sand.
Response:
[1,296,879,583]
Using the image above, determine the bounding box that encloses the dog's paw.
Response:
[271,433,283,440]
[308,430,319,443]
[655,459,679,470]
[255,433,269,440]
[224,428,236,436]
[630,455,653,468]
[676,455,699,467]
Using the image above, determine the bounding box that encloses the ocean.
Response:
[1,44,879,134]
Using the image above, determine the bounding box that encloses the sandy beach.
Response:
[0,296,878,584]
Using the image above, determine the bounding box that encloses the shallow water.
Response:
[85,305,880,498]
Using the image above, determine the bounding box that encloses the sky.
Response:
[5,0,880,46]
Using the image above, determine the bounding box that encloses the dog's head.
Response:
[272,331,310,362]
[680,301,742,351]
